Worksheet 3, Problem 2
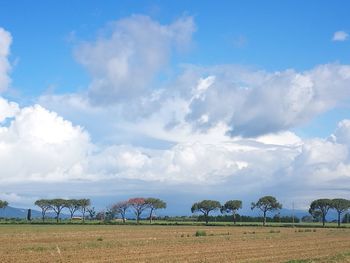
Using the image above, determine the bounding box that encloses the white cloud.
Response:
[5,94,350,209]
[0,102,92,183]
[75,15,195,104]
[0,97,19,122]
[3,20,350,210]
[331,119,350,147]
[184,64,350,137]
[332,30,349,41]
[0,27,12,92]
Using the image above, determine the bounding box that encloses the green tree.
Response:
[34,199,51,222]
[251,196,282,226]
[111,201,130,223]
[66,199,81,220]
[309,199,332,227]
[27,209,32,221]
[87,206,96,220]
[79,199,91,222]
[331,198,350,227]
[128,198,149,223]
[0,200,8,218]
[48,199,67,223]
[0,200,8,209]
[145,198,166,223]
[191,200,221,224]
[221,200,242,224]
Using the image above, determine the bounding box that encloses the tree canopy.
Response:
[221,200,242,224]
[128,198,149,223]
[309,198,333,227]
[0,200,8,209]
[251,196,282,226]
[330,198,350,227]
[191,200,221,224]
[145,198,166,223]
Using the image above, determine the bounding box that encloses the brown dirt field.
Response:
[0,224,350,262]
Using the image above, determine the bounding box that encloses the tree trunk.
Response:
[42,211,45,222]
[149,209,154,224]
[205,212,209,224]
[122,214,125,223]
[322,214,325,227]
[338,212,341,227]
[136,211,140,224]
[82,209,86,223]
[263,211,266,226]
[233,212,236,225]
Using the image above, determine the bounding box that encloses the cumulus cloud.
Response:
[3,18,350,210]
[0,27,12,92]
[0,101,91,183]
[0,97,19,122]
[332,30,349,41]
[184,64,350,137]
[75,15,195,104]
[5,93,350,209]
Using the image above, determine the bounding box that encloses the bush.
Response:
[195,230,207,237]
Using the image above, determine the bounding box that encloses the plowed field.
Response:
[1,224,350,262]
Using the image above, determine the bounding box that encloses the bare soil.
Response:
[0,224,350,262]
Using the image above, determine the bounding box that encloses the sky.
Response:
[0,1,350,215]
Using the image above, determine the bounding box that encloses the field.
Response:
[1,224,350,262]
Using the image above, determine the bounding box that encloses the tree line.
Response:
[191,196,350,227]
[191,196,282,225]
[308,198,350,227]
[34,197,166,224]
[2,195,350,227]
[34,199,91,222]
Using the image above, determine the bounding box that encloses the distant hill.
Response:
[0,206,69,219]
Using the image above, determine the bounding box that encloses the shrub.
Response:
[195,230,207,237]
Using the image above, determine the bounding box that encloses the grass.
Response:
[194,230,207,236]
[1,219,350,229]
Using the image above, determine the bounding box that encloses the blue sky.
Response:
[0,1,350,214]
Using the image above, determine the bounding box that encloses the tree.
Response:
[27,209,32,221]
[87,206,96,220]
[191,200,221,224]
[331,198,350,227]
[111,201,130,223]
[251,196,282,226]
[308,208,322,222]
[0,200,8,209]
[95,211,105,221]
[0,200,8,218]
[0,200,8,208]
[105,207,116,222]
[48,199,67,223]
[66,199,81,220]
[128,198,149,223]
[309,199,332,227]
[221,200,242,224]
[145,198,166,223]
[34,199,51,222]
[79,199,91,222]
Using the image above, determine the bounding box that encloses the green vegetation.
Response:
[194,230,207,236]
[221,200,242,224]
[251,196,282,226]
[191,200,221,224]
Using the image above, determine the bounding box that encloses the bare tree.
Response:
[111,201,130,223]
